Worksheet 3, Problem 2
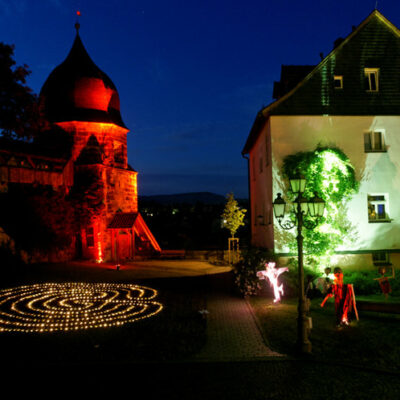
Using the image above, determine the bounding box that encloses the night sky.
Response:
[1,0,400,198]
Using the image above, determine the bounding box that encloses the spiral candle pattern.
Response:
[0,282,163,333]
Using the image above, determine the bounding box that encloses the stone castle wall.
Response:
[56,121,129,168]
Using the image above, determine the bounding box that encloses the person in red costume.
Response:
[321,267,355,327]
[374,266,395,300]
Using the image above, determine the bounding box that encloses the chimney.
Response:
[333,37,345,49]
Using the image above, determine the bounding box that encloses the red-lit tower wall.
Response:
[39,31,156,262]
[56,120,138,261]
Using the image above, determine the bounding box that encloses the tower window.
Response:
[364,68,379,92]
[114,143,125,164]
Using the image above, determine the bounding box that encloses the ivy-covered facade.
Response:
[242,10,400,271]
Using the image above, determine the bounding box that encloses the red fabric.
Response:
[379,277,391,294]
[330,283,353,324]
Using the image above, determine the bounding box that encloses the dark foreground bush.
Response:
[233,247,277,297]
[0,245,26,287]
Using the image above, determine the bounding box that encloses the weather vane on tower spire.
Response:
[75,10,81,33]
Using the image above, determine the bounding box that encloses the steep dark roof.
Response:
[39,33,127,129]
[108,212,138,229]
[243,10,400,153]
[272,65,315,99]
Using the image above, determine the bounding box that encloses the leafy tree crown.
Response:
[221,192,246,238]
[282,146,358,268]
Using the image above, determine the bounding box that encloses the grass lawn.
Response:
[357,294,400,303]
[0,264,207,364]
[250,295,400,372]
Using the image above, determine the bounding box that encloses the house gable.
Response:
[242,10,400,154]
[271,11,400,116]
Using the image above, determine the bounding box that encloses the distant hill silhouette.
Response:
[138,192,249,249]
[140,192,247,205]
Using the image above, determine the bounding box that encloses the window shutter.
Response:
[374,131,382,150]
[364,132,371,151]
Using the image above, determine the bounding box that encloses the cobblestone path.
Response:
[194,274,282,361]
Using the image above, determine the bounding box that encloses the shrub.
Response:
[0,245,23,266]
[0,185,74,253]
[233,247,276,297]
[0,245,25,288]
[344,269,400,296]
[280,257,319,298]
[343,270,378,295]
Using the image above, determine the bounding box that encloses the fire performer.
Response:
[320,267,358,326]
[257,262,288,303]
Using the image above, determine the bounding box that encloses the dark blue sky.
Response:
[1,0,399,197]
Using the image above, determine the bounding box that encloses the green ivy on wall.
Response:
[282,146,359,270]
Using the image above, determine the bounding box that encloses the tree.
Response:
[221,192,246,238]
[282,146,359,269]
[0,42,44,140]
[0,184,75,255]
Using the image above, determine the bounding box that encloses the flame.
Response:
[96,231,103,263]
[257,262,289,303]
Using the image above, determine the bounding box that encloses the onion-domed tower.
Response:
[39,24,160,261]
[40,23,128,167]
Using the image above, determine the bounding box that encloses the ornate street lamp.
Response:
[273,176,325,354]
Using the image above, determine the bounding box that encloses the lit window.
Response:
[364,68,379,92]
[334,75,343,89]
[114,143,125,164]
[368,194,390,222]
[364,130,385,152]
[372,252,390,265]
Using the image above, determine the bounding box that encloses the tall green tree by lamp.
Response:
[222,193,246,263]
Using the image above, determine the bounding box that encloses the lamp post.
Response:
[273,174,325,354]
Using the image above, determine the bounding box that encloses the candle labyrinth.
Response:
[0,282,163,333]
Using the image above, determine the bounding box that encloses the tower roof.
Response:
[39,31,127,129]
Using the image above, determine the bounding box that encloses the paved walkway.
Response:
[44,260,283,361]
[5,260,399,398]
[194,273,283,361]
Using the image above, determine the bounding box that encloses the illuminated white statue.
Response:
[257,262,289,303]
